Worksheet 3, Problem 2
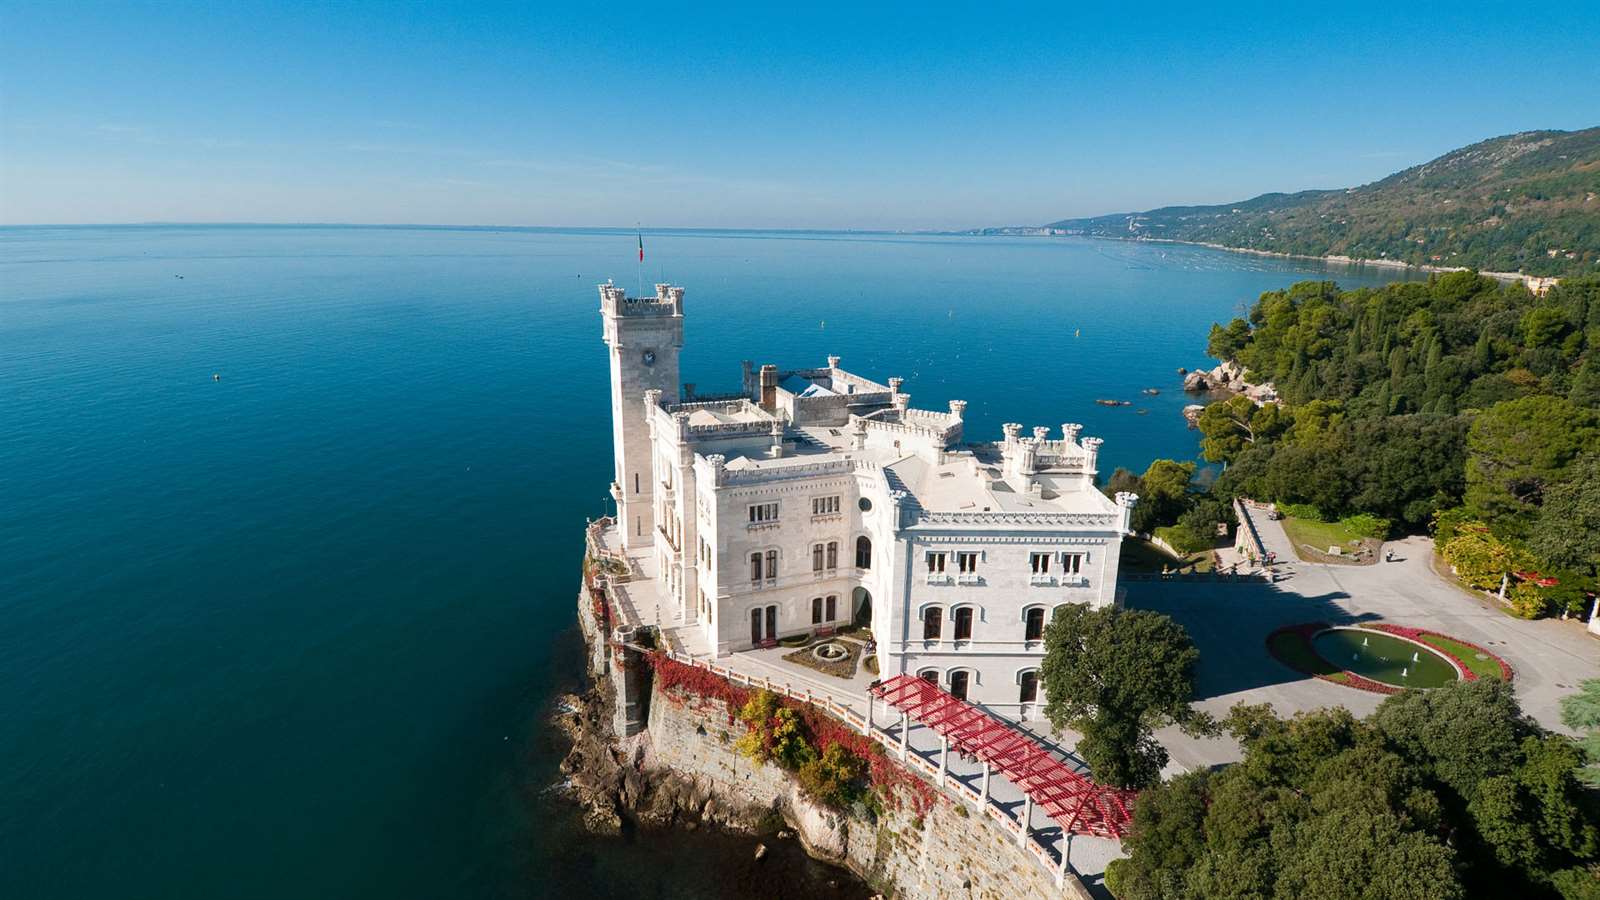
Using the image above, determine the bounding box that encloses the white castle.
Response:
[597,283,1137,720]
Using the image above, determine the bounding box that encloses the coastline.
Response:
[1002,232,1564,293]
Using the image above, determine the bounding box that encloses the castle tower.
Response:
[601,283,684,549]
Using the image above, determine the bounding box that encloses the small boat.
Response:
[1095,399,1132,407]
[1141,388,1160,395]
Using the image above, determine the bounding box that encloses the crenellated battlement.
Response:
[600,282,685,318]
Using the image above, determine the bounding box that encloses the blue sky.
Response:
[2,1,1597,229]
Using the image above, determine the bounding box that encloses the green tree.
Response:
[1465,396,1599,536]
[1039,606,1211,789]
[1114,683,1600,898]
[1561,680,1600,788]
[1197,395,1263,463]
[1134,459,1196,532]
[1529,453,1600,575]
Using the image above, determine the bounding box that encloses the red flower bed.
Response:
[1362,624,1514,682]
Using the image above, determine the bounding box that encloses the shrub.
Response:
[735,690,817,769]
[1340,513,1392,539]
[1508,582,1553,620]
[1279,502,1323,521]
[797,742,868,809]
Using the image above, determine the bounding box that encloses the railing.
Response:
[915,510,1118,527]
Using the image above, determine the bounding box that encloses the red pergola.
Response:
[870,673,1137,838]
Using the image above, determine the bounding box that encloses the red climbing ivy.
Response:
[646,651,939,815]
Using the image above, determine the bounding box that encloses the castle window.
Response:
[765,549,778,580]
[956,551,978,574]
[812,543,825,572]
[949,670,970,701]
[1025,607,1046,642]
[923,606,943,641]
[750,552,762,584]
[748,502,779,524]
[812,495,840,516]
[826,595,837,621]
[1061,552,1084,574]
[953,606,974,641]
[1019,671,1038,703]
[926,552,947,573]
[812,596,824,624]
[855,536,872,569]
[826,541,838,570]
[1029,552,1050,574]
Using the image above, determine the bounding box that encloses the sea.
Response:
[0,226,1421,899]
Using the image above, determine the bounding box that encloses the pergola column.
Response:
[1017,795,1033,847]
[899,711,909,761]
[864,692,873,735]
[981,761,991,805]
[938,734,949,785]
[1057,829,1072,883]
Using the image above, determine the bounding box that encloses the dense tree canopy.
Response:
[1106,681,1600,900]
[1039,605,1210,789]
[1199,272,1600,617]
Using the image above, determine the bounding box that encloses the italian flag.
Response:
[638,233,644,262]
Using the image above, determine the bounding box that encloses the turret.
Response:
[1062,423,1082,443]
[1115,491,1140,534]
[1082,436,1103,475]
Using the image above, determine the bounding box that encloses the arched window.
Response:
[750,608,762,643]
[765,549,778,580]
[812,543,824,572]
[949,670,970,701]
[953,606,974,641]
[1019,670,1038,703]
[918,669,939,684]
[812,596,823,624]
[826,541,838,570]
[825,595,837,621]
[855,536,872,569]
[749,552,762,584]
[1024,607,1046,642]
[923,606,943,641]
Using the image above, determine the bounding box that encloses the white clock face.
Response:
[642,349,656,367]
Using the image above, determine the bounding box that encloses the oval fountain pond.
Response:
[1312,628,1459,688]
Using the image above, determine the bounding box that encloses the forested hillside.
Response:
[1037,128,1600,278]
[1196,272,1600,617]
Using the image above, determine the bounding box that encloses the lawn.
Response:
[1122,535,1214,573]
[1280,516,1380,562]
[1417,633,1506,680]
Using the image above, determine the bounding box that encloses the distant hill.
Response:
[991,128,1600,278]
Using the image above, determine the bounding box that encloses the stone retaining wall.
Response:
[644,681,1089,900]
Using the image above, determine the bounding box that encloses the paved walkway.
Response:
[1129,527,1600,775]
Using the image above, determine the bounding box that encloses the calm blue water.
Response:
[0,226,1418,898]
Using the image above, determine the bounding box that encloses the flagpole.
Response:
[636,223,643,299]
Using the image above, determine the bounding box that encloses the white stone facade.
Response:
[600,283,1137,720]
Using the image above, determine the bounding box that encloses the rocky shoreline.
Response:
[554,679,783,839]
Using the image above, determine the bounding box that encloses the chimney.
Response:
[759,364,779,412]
